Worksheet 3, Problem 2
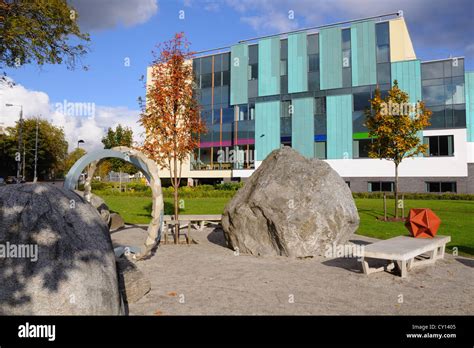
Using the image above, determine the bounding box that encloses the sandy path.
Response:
[111,226,474,315]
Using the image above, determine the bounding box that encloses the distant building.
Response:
[147,11,474,193]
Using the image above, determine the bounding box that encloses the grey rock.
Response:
[222,147,360,258]
[0,184,122,315]
[116,258,151,303]
[109,213,125,231]
[74,190,111,225]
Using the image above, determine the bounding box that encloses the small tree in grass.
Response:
[365,81,432,219]
[139,33,205,243]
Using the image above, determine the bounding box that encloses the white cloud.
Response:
[69,0,159,31]
[241,12,299,33]
[0,82,144,153]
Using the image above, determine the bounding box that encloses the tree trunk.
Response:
[394,163,399,219]
[173,156,179,244]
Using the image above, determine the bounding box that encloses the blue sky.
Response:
[1,0,473,151]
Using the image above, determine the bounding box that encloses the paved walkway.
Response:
[111,226,474,315]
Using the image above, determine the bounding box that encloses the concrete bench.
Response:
[162,214,222,244]
[359,235,451,278]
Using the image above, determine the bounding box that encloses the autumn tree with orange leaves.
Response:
[365,81,431,219]
[139,33,205,243]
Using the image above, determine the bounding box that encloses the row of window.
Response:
[191,145,255,171]
[353,135,455,158]
[367,181,457,193]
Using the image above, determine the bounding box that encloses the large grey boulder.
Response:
[222,147,360,257]
[0,184,122,315]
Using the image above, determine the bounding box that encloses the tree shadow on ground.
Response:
[455,257,474,268]
[0,183,121,314]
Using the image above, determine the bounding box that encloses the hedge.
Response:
[84,180,474,201]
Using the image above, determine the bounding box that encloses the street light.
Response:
[5,103,23,183]
[77,139,85,149]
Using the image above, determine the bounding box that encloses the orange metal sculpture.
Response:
[405,208,441,238]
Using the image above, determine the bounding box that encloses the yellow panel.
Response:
[389,18,416,62]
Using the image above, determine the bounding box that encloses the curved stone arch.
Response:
[64,146,163,259]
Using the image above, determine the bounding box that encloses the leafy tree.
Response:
[0,118,68,180]
[139,32,205,243]
[365,81,431,218]
[0,0,89,76]
[101,124,138,175]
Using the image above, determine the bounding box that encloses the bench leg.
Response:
[396,260,408,278]
[407,258,414,271]
[187,224,191,245]
[361,258,370,275]
[360,258,386,275]
[437,245,445,259]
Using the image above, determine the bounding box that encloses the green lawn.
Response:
[101,195,474,257]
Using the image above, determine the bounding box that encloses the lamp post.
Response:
[5,103,23,183]
[77,139,85,149]
[33,118,39,183]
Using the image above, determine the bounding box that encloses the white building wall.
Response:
[240,129,470,179]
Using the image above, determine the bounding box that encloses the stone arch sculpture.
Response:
[64,146,164,259]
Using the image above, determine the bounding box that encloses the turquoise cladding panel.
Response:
[391,60,423,150]
[258,37,280,96]
[351,21,377,86]
[288,33,308,93]
[391,60,422,103]
[319,27,343,90]
[466,72,474,142]
[327,94,353,159]
[292,98,315,157]
[255,100,281,161]
[230,44,249,105]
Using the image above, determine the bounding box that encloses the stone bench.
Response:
[359,235,451,278]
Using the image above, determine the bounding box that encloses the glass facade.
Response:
[421,58,466,129]
[190,19,467,172]
[423,135,454,157]
[307,34,320,91]
[342,28,352,88]
[375,22,391,85]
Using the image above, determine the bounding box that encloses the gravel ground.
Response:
[111,225,474,315]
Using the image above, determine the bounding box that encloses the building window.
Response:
[423,135,454,157]
[280,39,288,94]
[353,92,371,112]
[421,59,466,130]
[368,181,394,192]
[342,28,352,87]
[307,34,320,91]
[281,101,292,144]
[353,138,372,158]
[314,141,326,159]
[377,62,391,84]
[308,54,319,72]
[375,22,390,85]
[426,182,457,193]
[248,44,258,81]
